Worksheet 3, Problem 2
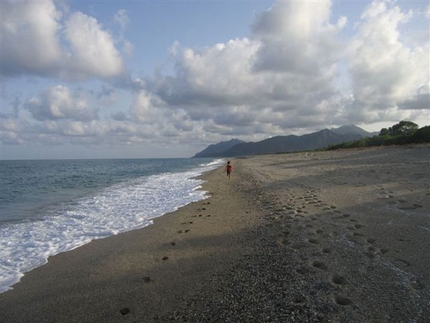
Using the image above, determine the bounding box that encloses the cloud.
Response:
[142,0,428,137]
[346,0,429,123]
[23,85,98,121]
[0,0,63,77]
[158,39,261,108]
[251,0,346,74]
[1,0,429,157]
[141,0,347,138]
[114,9,130,33]
[1,0,125,80]
[64,12,124,80]
[113,9,133,58]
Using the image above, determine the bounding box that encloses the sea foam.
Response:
[0,159,223,293]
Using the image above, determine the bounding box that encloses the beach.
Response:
[1,145,429,322]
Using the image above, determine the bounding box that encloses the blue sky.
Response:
[1,0,429,159]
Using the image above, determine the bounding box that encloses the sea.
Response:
[0,158,224,294]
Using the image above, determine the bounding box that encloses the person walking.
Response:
[225,161,233,179]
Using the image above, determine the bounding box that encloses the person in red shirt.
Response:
[225,161,234,179]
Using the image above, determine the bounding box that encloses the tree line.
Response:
[326,121,430,150]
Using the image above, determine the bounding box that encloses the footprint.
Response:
[397,203,422,210]
[296,266,310,275]
[331,274,347,285]
[292,295,306,304]
[120,308,131,316]
[334,296,353,306]
[365,252,375,259]
[277,237,289,246]
[308,238,319,244]
[367,238,376,244]
[312,261,327,270]
[291,243,308,250]
[322,247,331,254]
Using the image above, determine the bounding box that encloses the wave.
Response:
[0,159,223,294]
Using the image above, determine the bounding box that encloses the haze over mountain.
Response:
[193,125,374,157]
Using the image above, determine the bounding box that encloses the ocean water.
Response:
[0,158,224,293]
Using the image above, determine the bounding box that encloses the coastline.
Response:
[0,159,263,323]
[1,145,429,322]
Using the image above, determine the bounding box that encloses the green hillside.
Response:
[326,122,430,150]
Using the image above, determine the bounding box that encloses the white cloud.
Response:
[114,9,133,58]
[164,38,261,107]
[130,89,164,123]
[251,0,345,74]
[144,0,347,137]
[24,85,98,121]
[347,0,429,123]
[0,0,62,76]
[1,0,429,158]
[114,9,130,33]
[1,0,125,80]
[64,12,124,79]
[147,0,428,136]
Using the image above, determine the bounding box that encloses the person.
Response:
[225,161,233,179]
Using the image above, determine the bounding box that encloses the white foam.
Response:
[199,158,225,167]
[0,160,223,294]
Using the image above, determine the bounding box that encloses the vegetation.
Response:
[326,121,430,150]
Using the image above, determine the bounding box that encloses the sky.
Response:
[1,0,429,160]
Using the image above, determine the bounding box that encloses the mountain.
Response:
[193,126,374,157]
[220,130,362,157]
[193,139,245,158]
[331,125,378,137]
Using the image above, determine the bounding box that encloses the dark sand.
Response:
[1,144,429,322]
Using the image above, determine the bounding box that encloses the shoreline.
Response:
[0,160,221,295]
[1,145,429,322]
[0,160,263,322]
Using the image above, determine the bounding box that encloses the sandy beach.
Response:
[1,144,429,322]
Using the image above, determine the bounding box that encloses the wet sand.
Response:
[1,144,429,322]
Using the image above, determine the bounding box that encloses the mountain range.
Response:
[193,125,378,158]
